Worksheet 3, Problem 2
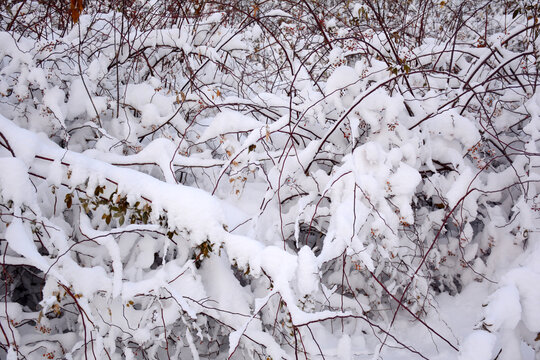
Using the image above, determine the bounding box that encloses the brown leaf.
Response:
[70,0,84,24]
[65,193,72,209]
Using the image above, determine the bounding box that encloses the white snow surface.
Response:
[0,5,539,359]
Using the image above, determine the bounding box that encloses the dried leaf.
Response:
[65,193,72,209]
[70,0,84,24]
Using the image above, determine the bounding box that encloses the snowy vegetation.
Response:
[0,0,539,359]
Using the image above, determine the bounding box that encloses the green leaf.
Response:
[403,64,410,73]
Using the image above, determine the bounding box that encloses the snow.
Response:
[124,83,175,119]
[425,111,481,149]
[66,78,107,120]
[458,331,496,360]
[501,267,540,333]
[43,86,66,124]
[1,114,226,242]
[198,110,265,142]
[389,162,421,196]
[6,347,17,360]
[185,329,200,360]
[79,213,123,297]
[325,65,361,110]
[0,157,35,207]
[336,334,352,360]
[484,285,521,331]
[5,218,50,272]
[61,260,112,298]
[0,3,539,359]
[296,246,319,296]
[446,167,475,208]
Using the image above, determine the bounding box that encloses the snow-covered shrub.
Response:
[0,0,539,359]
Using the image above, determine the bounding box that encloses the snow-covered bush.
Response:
[0,0,539,359]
